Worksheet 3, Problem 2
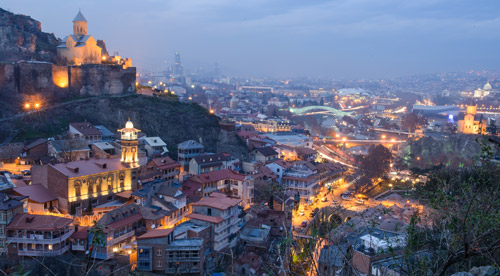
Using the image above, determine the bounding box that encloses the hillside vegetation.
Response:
[2,95,248,160]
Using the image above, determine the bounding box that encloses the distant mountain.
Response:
[0,8,60,62]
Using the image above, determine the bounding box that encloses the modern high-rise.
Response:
[173,52,184,76]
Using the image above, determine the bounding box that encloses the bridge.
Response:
[290,106,353,116]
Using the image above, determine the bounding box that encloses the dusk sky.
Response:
[2,0,500,79]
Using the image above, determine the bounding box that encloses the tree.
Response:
[401,113,428,133]
[401,140,500,275]
[359,145,392,179]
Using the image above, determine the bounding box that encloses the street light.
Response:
[34,103,40,109]
[24,103,31,109]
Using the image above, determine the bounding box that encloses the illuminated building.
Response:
[119,120,140,167]
[57,10,102,65]
[457,100,487,134]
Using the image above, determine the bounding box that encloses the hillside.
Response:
[0,8,59,62]
[1,95,248,160]
[399,134,492,170]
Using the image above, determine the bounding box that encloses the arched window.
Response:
[75,181,81,197]
[107,175,113,192]
[96,178,102,193]
[88,178,94,195]
[119,173,125,188]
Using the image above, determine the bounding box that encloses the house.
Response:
[234,251,263,276]
[0,193,25,254]
[165,238,205,275]
[69,122,102,144]
[7,214,74,257]
[143,157,182,186]
[133,181,189,228]
[187,193,242,252]
[12,184,58,214]
[31,157,138,215]
[21,138,48,165]
[94,125,115,141]
[282,161,320,200]
[70,226,89,252]
[249,146,278,163]
[189,153,239,175]
[177,140,204,167]
[137,228,174,272]
[182,169,251,203]
[239,226,271,252]
[141,137,168,160]
[90,204,168,260]
[265,160,292,183]
[48,139,90,162]
[91,141,119,159]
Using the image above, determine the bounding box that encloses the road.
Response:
[291,177,374,231]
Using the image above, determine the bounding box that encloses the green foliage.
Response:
[403,139,500,275]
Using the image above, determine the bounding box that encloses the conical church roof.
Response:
[73,10,87,22]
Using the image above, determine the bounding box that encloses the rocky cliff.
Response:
[0,8,59,62]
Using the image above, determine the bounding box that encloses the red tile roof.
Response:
[7,214,73,231]
[191,169,245,184]
[137,228,174,240]
[192,192,241,210]
[70,122,102,136]
[13,184,57,203]
[149,157,180,170]
[106,213,142,231]
[187,213,223,224]
[71,226,89,239]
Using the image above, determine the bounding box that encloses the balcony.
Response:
[9,230,74,244]
[18,243,71,257]
[108,231,135,246]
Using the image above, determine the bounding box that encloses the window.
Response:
[75,181,81,197]
[157,249,162,256]
[119,173,125,188]
[156,260,162,268]
[96,178,102,193]
[107,175,113,191]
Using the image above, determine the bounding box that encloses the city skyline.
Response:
[2,0,500,79]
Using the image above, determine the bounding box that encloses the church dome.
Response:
[125,120,134,129]
[483,82,492,91]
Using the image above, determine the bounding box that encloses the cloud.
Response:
[2,0,500,78]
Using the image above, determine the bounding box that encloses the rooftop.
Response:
[178,140,203,150]
[70,122,101,136]
[7,214,72,231]
[13,184,57,203]
[192,192,241,210]
[50,158,128,178]
[190,169,245,184]
[187,213,223,224]
[137,228,174,240]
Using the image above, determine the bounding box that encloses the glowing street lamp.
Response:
[341,137,347,142]
[390,138,396,142]
[24,103,31,109]
[381,135,386,139]
[34,103,40,109]
[209,109,215,114]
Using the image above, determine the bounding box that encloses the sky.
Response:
[2,0,500,79]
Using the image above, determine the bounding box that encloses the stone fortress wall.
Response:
[0,61,136,98]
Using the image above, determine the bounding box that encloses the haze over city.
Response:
[3,0,500,79]
[2,1,500,275]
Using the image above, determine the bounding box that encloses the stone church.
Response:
[57,11,102,65]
